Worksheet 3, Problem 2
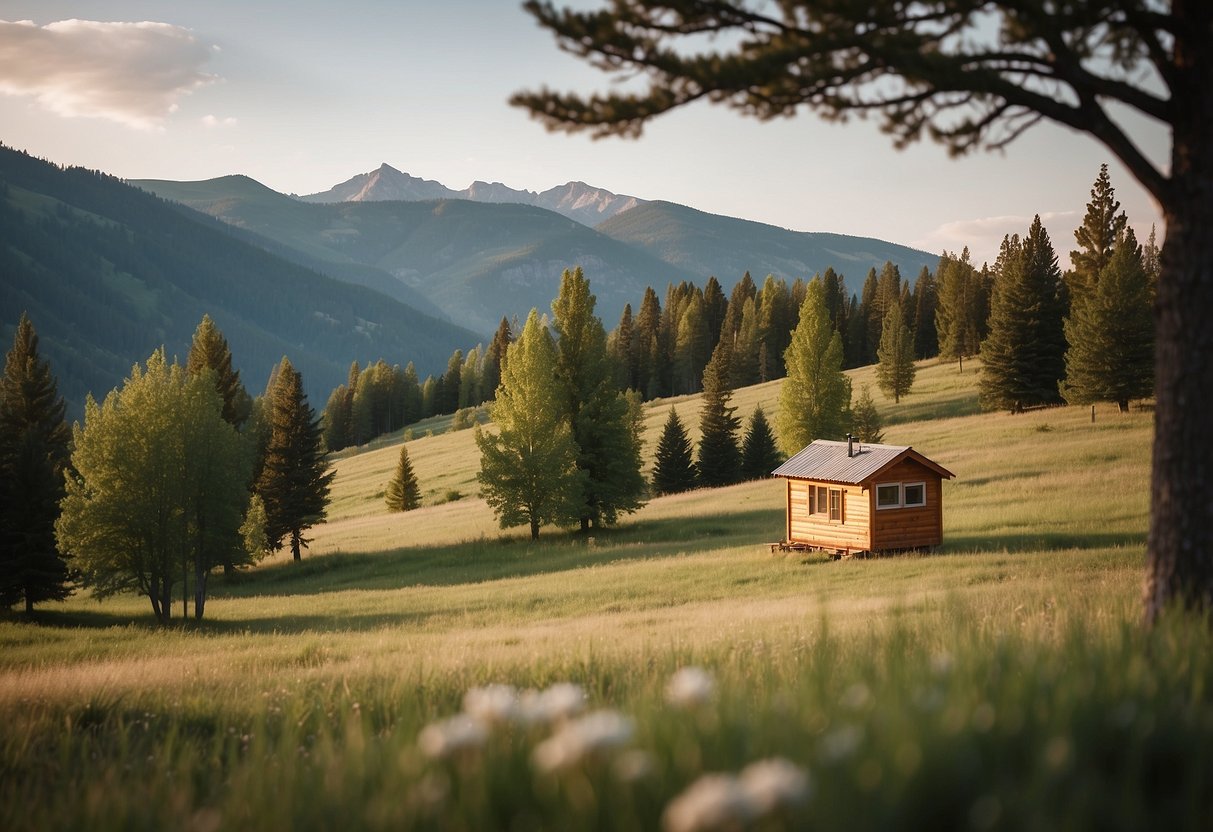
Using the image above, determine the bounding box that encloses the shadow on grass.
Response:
[209,508,785,599]
[942,530,1145,555]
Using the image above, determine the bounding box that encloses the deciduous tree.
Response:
[0,314,72,613]
[476,310,581,540]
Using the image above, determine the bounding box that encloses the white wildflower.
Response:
[819,724,864,763]
[531,709,634,773]
[662,774,755,832]
[517,682,586,725]
[666,666,716,709]
[839,682,871,711]
[417,714,488,760]
[612,749,656,783]
[738,758,811,815]
[462,684,520,725]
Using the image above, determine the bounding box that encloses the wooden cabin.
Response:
[771,438,954,555]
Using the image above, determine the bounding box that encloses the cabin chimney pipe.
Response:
[847,433,854,458]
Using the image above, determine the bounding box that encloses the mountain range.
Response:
[0,146,477,416]
[299,163,643,227]
[135,167,937,334]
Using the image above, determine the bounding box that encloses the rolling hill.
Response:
[133,177,698,334]
[0,146,479,416]
[596,200,940,288]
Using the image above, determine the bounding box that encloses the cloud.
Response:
[201,114,237,128]
[912,211,1079,269]
[0,19,215,129]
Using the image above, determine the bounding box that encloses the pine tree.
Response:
[322,384,351,452]
[912,266,939,359]
[851,385,885,444]
[609,303,635,390]
[0,314,72,613]
[673,293,710,394]
[1069,163,1128,300]
[482,317,513,400]
[552,267,647,530]
[186,314,251,428]
[696,339,742,487]
[651,407,697,495]
[875,302,916,403]
[1061,229,1154,413]
[476,310,582,540]
[1142,224,1161,296]
[935,249,984,371]
[632,286,662,397]
[384,443,422,511]
[756,276,793,379]
[979,217,1067,413]
[740,405,784,481]
[702,276,729,353]
[256,357,334,561]
[777,278,852,455]
[719,271,757,341]
[729,296,761,388]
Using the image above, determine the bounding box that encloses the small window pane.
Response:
[807,488,814,514]
[877,484,901,509]
[829,489,841,521]
[903,483,926,507]
[816,486,828,515]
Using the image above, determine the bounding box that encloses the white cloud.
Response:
[911,211,1079,269]
[0,19,215,129]
[201,114,237,128]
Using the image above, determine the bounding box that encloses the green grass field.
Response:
[2,360,1209,831]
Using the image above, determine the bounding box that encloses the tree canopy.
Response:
[778,278,850,455]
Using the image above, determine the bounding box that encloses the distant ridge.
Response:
[300,163,644,227]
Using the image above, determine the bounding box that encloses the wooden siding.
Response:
[786,479,871,550]
[869,459,943,550]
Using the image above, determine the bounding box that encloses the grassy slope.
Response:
[2,361,1201,831]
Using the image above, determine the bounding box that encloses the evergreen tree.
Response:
[673,293,710,394]
[857,268,879,365]
[1061,229,1154,413]
[912,266,939,359]
[702,275,729,353]
[482,317,513,399]
[875,302,916,403]
[870,261,902,353]
[552,267,647,530]
[720,271,757,341]
[631,287,662,397]
[851,385,885,444]
[778,278,852,455]
[1142,224,1161,296]
[1069,163,1128,300]
[256,357,334,561]
[186,314,251,428]
[979,217,1067,413]
[651,407,697,495]
[322,384,351,452]
[696,339,742,487]
[740,405,783,481]
[476,310,581,540]
[0,314,72,613]
[440,350,463,415]
[756,275,793,379]
[729,296,761,388]
[609,302,636,390]
[384,443,422,511]
[935,248,983,371]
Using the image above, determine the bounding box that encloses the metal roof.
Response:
[771,439,953,484]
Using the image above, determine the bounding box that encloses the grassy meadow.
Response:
[2,359,1210,830]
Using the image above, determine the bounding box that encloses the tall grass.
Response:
[1,361,1202,830]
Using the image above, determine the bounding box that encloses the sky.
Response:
[0,1,1169,271]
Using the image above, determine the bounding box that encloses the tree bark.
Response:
[291,530,302,561]
[1144,4,1213,623]
[530,517,540,540]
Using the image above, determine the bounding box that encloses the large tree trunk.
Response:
[291,530,302,561]
[1144,12,1213,623]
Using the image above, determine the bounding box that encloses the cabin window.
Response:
[829,488,842,521]
[813,485,829,516]
[903,482,926,507]
[876,483,901,509]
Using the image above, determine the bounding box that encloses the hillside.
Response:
[597,200,939,288]
[0,147,478,414]
[134,177,698,333]
[2,360,1190,831]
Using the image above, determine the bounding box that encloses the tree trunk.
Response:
[194,560,208,621]
[1117,400,1129,414]
[24,594,33,616]
[530,517,540,540]
[1145,15,1213,623]
[291,531,302,562]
